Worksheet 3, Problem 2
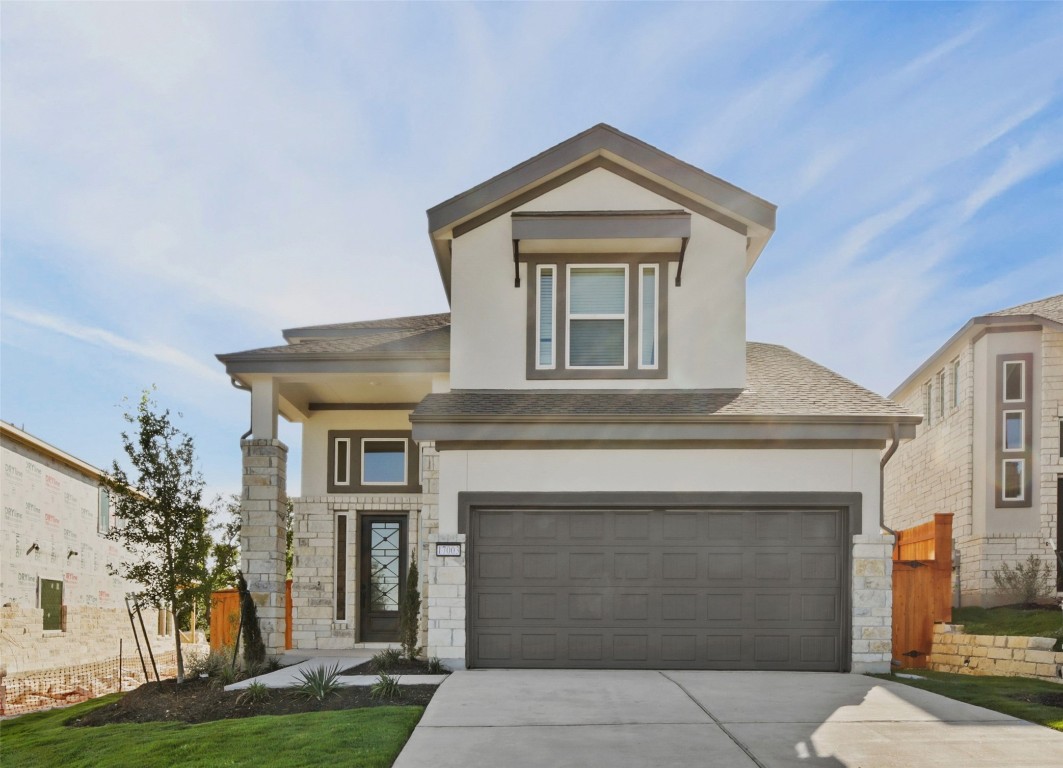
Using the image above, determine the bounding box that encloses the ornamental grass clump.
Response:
[295,663,342,702]
[370,673,401,700]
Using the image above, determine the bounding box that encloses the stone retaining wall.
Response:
[929,623,1063,682]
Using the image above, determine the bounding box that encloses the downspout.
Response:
[231,378,253,440]
[879,422,900,537]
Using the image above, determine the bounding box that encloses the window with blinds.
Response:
[639,265,657,368]
[537,265,555,368]
[567,265,627,368]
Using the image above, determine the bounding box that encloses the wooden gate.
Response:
[210,580,293,652]
[892,513,953,669]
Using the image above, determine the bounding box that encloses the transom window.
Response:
[528,256,667,380]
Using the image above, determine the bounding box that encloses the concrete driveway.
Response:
[393,670,1063,768]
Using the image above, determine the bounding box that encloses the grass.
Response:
[952,606,1063,649]
[1,695,424,768]
[878,670,1063,731]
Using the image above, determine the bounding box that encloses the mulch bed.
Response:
[340,658,442,676]
[68,676,437,726]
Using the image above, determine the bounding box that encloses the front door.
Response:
[360,516,407,643]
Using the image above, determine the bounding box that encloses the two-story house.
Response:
[884,294,1063,605]
[218,125,918,674]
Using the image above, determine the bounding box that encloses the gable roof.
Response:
[283,312,451,341]
[426,124,777,301]
[890,293,1063,398]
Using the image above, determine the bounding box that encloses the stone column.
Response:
[850,533,894,674]
[240,438,288,656]
[426,532,466,670]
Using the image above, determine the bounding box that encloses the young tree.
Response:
[102,391,212,684]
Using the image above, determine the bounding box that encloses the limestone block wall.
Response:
[289,495,422,650]
[425,531,466,669]
[885,343,974,535]
[929,623,1063,682]
[1039,329,1062,590]
[240,439,288,655]
[850,533,894,674]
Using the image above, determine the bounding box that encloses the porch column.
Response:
[241,437,288,656]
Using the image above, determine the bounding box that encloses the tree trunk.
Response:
[174,606,185,684]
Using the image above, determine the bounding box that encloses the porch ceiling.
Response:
[274,372,438,421]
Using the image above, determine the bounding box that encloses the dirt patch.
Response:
[340,658,444,676]
[1010,691,1063,709]
[68,676,437,726]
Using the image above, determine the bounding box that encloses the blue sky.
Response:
[2,2,1061,499]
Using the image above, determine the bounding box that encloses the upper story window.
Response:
[327,431,420,494]
[527,255,667,380]
[98,488,111,534]
[995,353,1032,508]
[936,369,945,420]
[922,381,933,428]
[951,357,961,407]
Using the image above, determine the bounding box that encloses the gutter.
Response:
[879,422,901,537]
[230,377,253,440]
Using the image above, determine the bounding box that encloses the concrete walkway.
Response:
[393,670,1063,768]
[224,651,447,690]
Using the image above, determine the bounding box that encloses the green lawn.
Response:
[1,695,424,768]
[952,606,1063,649]
[878,670,1063,731]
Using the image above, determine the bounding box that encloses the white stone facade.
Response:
[885,324,1063,605]
[850,534,895,674]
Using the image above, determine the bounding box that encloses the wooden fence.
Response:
[210,580,292,652]
[892,513,953,669]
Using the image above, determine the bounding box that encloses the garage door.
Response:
[468,507,848,671]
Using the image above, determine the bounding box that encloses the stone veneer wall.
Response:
[851,534,894,674]
[240,438,288,655]
[289,496,422,650]
[929,623,1063,682]
[0,605,169,676]
[1040,329,1062,588]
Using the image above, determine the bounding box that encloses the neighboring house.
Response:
[884,295,1063,606]
[218,124,918,674]
[0,422,170,677]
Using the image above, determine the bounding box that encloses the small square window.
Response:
[1002,459,1024,500]
[361,439,408,485]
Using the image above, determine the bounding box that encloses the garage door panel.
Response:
[469,507,847,670]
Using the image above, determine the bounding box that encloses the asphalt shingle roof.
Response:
[219,325,450,360]
[285,313,451,334]
[986,294,1063,325]
[412,342,913,421]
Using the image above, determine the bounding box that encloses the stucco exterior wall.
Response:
[449,168,748,390]
[438,447,881,535]
[1,436,169,676]
[300,410,414,497]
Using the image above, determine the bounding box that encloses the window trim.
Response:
[638,264,659,370]
[565,263,629,371]
[525,254,668,380]
[1002,359,1026,403]
[995,353,1033,508]
[326,431,421,494]
[535,264,556,370]
[1001,459,1025,501]
[1002,410,1024,452]
[333,438,351,487]
[360,438,409,486]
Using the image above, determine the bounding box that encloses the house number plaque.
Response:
[435,543,462,557]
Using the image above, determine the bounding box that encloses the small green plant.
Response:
[399,562,421,660]
[426,657,447,675]
[295,663,342,702]
[213,664,240,688]
[370,648,402,673]
[993,555,1053,605]
[370,672,401,699]
[188,647,230,678]
[265,656,283,672]
[236,681,271,705]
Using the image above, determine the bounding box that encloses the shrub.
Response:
[237,572,267,668]
[370,673,401,699]
[370,648,402,673]
[426,657,447,675]
[236,681,271,705]
[399,562,421,661]
[295,663,342,702]
[188,647,231,678]
[993,555,1053,605]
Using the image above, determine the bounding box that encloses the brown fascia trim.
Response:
[888,314,1060,399]
[410,412,920,425]
[436,439,888,451]
[427,124,775,234]
[511,210,692,241]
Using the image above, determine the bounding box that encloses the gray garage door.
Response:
[468,507,848,671]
